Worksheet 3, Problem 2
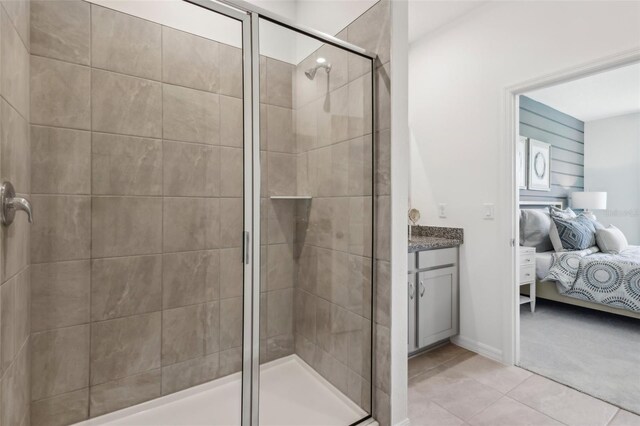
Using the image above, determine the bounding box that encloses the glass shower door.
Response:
[256,17,375,426]
[28,1,251,424]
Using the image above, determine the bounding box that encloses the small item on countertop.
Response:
[408,208,421,239]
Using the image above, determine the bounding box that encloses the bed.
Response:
[520,201,640,320]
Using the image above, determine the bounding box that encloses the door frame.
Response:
[499,47,640,366]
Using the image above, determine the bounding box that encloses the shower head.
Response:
[305,67,318,80]
[305,58,332,80]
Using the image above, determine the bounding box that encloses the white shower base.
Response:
[78,355,370,426]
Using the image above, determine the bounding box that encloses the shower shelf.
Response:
[270,196,312,200]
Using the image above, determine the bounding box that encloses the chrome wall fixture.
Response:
[1,181,32,226]
[305,57,332,80]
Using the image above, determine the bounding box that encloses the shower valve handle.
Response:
[1,181,32,226]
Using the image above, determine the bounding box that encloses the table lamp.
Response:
[571,192,607,220]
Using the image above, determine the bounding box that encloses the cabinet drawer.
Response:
[520,252,535,266]
[520,264,535,283]
[418,247,457,269]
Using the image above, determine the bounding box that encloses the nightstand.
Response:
[519,246,536,312]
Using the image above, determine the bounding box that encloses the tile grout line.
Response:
[506,374,611,426]
[512,368,624,417]
[30,246,244,266]
[30,51,242,100]
[469,394,571,426]
[0,6,30,124]
[422,386,489,425]
[408,349,473,380]
[409,349,572,426]
[31,116,375,158]
[0,2,28,53]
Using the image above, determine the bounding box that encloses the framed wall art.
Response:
[528,139,551,191]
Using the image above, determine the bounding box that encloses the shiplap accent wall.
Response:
[519,96,585,204]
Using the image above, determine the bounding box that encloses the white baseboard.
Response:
[451,335,503,363]
[394,418,411,426]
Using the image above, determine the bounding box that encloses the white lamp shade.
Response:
[571,192,607,210]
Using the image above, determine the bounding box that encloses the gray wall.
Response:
[519,96,585,204]
[585,113,640,244]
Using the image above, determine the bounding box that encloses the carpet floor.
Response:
[520,299,640,415]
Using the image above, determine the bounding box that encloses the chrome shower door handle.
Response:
[1,181,33,226]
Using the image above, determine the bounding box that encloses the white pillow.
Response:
[596,225,628,254]
[549,220,564,252]
[519,209,553,252]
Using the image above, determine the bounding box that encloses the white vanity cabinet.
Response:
[408,247,459,354]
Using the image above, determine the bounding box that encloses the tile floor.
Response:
[408,343,640,426]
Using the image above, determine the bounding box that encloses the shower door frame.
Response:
[185,1,378,424]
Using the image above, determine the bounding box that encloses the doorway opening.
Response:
[509,56,640,415]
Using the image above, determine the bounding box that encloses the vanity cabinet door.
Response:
[417,266,458,348]
[408,273,417,353]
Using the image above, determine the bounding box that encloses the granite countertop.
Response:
[409,236,462,252]
[408,226,463,252]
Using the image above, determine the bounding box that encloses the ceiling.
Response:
[408,0,488,44]
[526,62,640,122]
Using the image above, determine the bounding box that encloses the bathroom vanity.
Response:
[408,227,463,355]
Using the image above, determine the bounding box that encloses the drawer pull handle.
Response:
[419,281,425,297]
[525,273,531,277]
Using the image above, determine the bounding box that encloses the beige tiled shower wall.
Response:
[293,34,374,413]
[27,2,293,423]
[0,0,31,425]
[292,0,392,423]
[258,55,297,364]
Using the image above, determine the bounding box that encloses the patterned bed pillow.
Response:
[550,214,597,251]
[549,206,577,220]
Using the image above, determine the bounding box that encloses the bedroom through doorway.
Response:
[514,61,640,415]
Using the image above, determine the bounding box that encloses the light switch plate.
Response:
[438,203,447,218]
[483,203,495,220]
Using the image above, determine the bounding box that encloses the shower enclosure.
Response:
[23,0,377,424]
